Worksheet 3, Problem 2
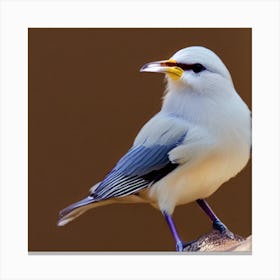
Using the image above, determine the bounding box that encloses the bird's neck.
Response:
[161,88,251,146]
[161,89,218,125]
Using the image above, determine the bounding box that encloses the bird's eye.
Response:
[191,63,206,73]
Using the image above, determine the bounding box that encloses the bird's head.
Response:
[140,46,234,95]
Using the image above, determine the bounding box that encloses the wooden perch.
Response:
[183,230,252,252]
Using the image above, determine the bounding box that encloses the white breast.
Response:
[147,138,249,214]
[144,91,251,214]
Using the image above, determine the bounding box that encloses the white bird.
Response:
[57,46,251,251]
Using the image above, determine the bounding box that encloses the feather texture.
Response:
[91,131,187,200]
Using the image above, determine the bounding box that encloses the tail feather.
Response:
[57,183,148,226]
[57,196,96,226]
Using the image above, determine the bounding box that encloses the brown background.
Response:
[28,28,251,252]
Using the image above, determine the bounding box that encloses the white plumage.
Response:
[57,46,251,251]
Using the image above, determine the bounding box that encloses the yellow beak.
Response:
[140,59,184,80]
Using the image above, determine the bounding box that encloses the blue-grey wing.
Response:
[91,132,187,201]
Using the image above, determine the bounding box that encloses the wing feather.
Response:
[91,114,188,201]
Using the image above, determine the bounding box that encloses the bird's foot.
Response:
[213,219,235,240]
[175,240,201,252]
[176,241,184,252]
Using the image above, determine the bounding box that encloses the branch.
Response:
[183,230,252,252]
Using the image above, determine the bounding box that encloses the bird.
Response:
[57,46,251,252]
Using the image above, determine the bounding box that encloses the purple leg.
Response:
[196,199,234,239]
[163,211,184,251]
[196,199,219,222]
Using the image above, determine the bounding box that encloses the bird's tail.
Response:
[57,196,96,226]
[57,194,115,227]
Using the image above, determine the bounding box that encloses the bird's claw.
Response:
[176,240,201,252]
[176,241,184,252]
[222,229,235,240]
[213,219,235,240]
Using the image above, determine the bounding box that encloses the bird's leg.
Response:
[196,199,234,239]
[162,211,185,251]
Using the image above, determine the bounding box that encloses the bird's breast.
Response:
[144,135,250,214]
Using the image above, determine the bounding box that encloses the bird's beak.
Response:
[140,59,184,80]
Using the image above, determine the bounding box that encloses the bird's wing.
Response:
[91,113,188,201]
